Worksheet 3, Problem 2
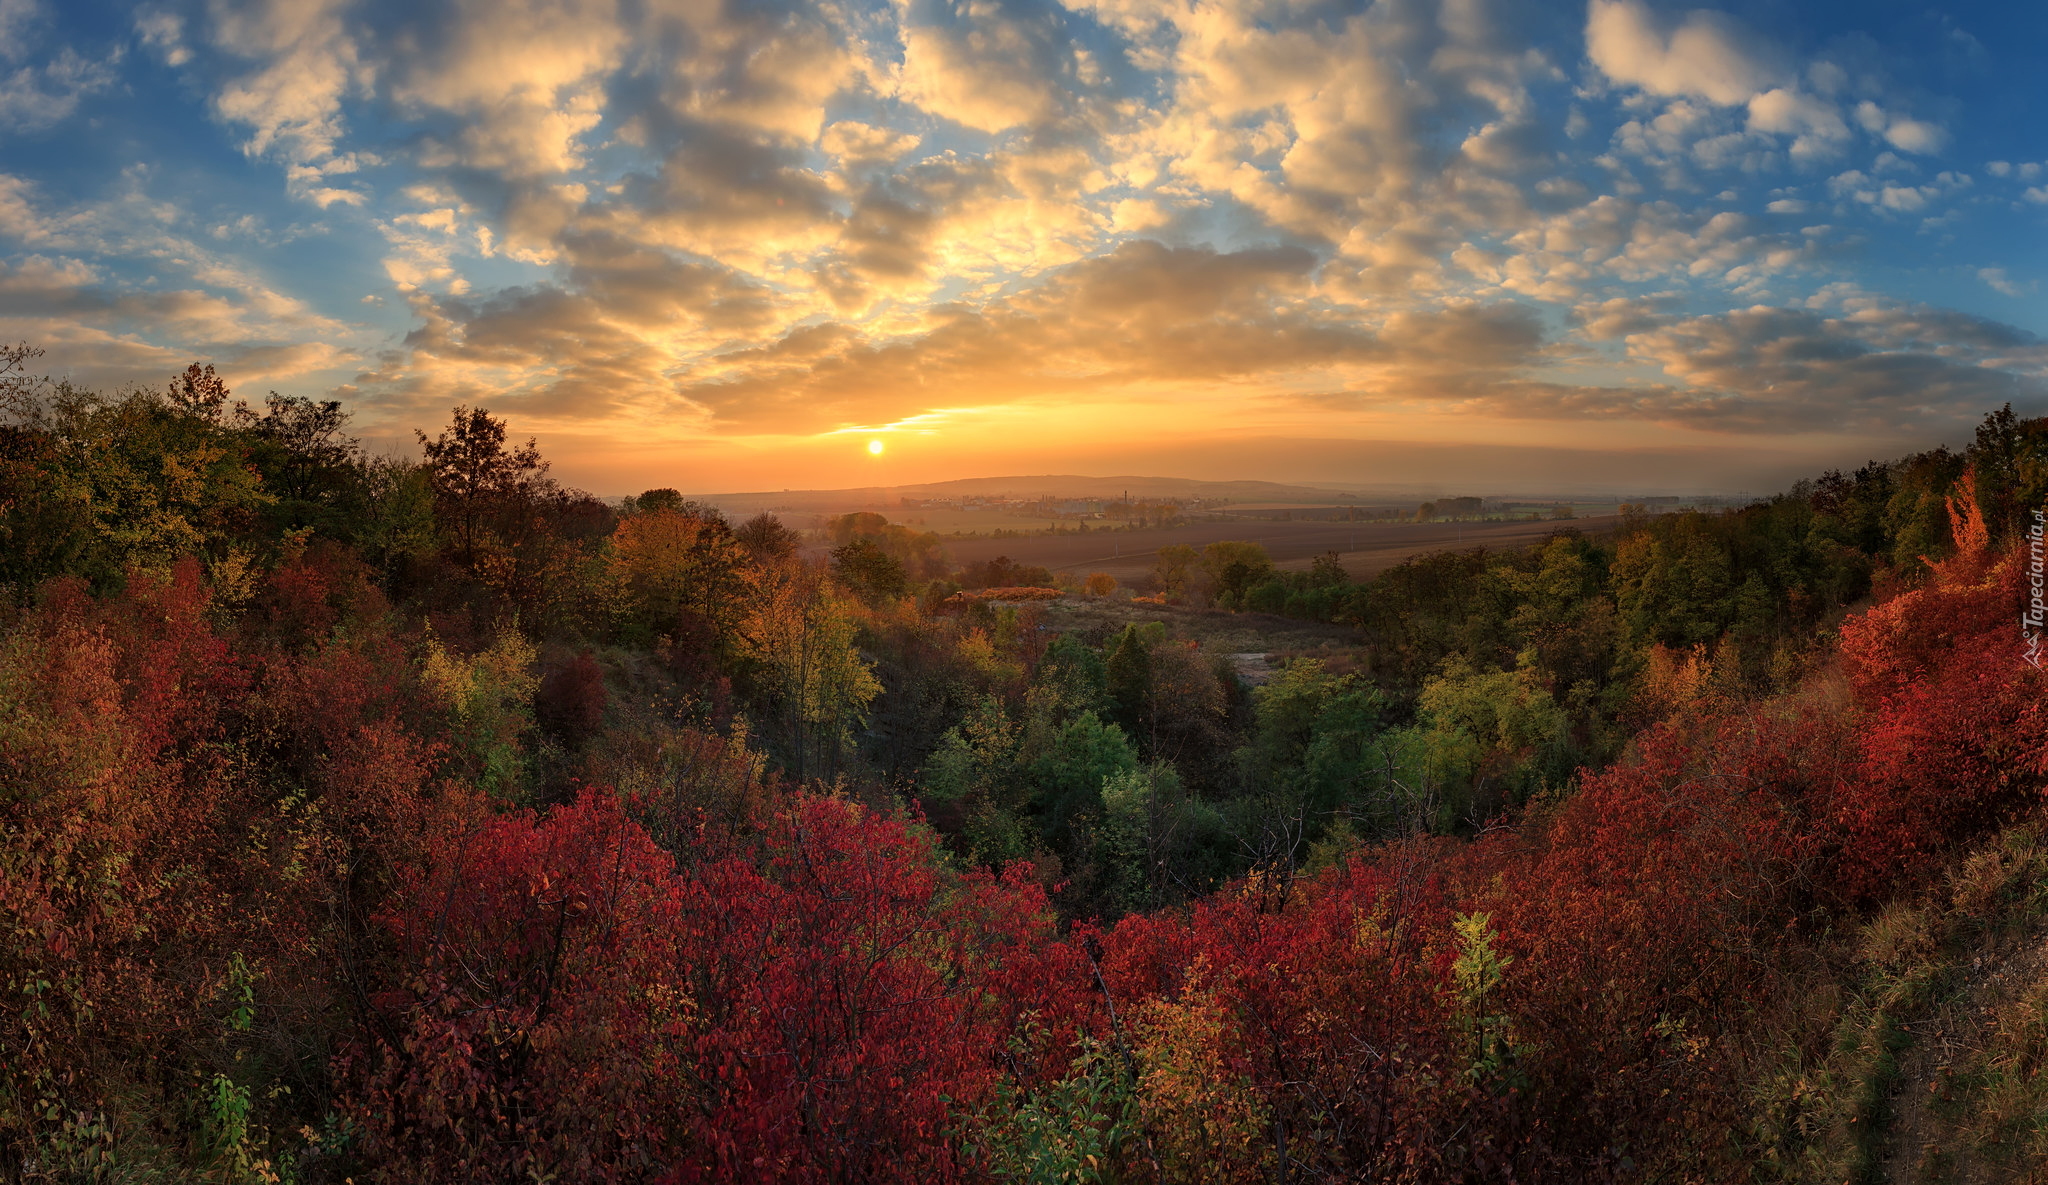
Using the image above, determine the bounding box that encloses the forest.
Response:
[3,343,2047,1182]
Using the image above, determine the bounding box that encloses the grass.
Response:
[1746,824,2048,1184]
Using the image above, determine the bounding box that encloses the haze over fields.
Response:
[943,515,1631,583]
[3,0,2043,493]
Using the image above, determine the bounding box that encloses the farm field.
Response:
[876,508,1084,536]
[1030,595,1362,654]
[915,514,1625,585]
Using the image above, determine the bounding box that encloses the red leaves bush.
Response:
[946,587,1062,604]
[0,557,470,1173]
[349,789,688,1180]
[1833,549,2046,895]
[348,789,1074,1183]
[668,797,1070,1182]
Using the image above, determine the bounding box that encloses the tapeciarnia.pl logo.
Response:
[2027,508,2045,670]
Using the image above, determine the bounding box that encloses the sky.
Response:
[2,0,2046,495]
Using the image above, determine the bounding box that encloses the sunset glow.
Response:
[3,0,2043,492]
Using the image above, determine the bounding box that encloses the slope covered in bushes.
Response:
[2,351,2045,1181]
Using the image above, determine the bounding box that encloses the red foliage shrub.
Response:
[347,790,1073,1183]
[667,797,1073,1182]
[1832,549,2047,896]
[0,560,469,1172]
[9,487,2045,1181]
[347,789,689,1180]
[1,564,284,1158]
[246,540,389,651]
[1092,846,1547,1181]
[948,587,1062,604]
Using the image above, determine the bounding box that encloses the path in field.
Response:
[933,516,1624,584]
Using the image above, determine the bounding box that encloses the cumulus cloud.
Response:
[896,0,1096,134]
[367,238,1578,437]
[209,0,363,169]
[1588,2,1946,182]
[373,241,1353,431]
[0,169,358,390]
[1585,0,1785,105]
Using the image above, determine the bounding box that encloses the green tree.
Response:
[608,507,749,648]
[1098,762,1228,914]
[741,563,881,781]
[827,511,948,578]
[1151,543,1197,600]
[1414,657,1567,823]
[1036,632,1110,719]
[633,487,685,515]
[735,512,802,563]
[1499,533,1618,694]
[1610,513,1735,648]
[238,393,368,539]
[1104,622,1165,740]
[831,537,909,604]
[1198,541,1274,608]
[1241,659,1387,828]
[18,377,272,586]
[1025,710,1138,846]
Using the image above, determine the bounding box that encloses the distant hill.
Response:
[696,475,1381,514]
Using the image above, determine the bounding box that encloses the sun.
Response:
[867,439,885,456]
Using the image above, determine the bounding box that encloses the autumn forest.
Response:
[0,341,2042,1181]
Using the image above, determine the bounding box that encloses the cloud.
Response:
[133,8,192,65]
[356,240,1353,431]
[896,0,1093,134]
[1882,118,1946,155]
[388,0,625,179]
[0,170,359,392]
[1851,101,1947,156]
[1604,302,2044,431]
[1744,87,1848,161]
[209,0,363,170]
[0,0,118,135]
[383,241,1567,438]
[1585,0,1785,105]
[1587,4,1948,177]
[1979,268,2026,297]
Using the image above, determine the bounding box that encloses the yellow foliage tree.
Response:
[740,563,880,781]
[608,508,748,640]
[1131,972,1273,1182]
[419,626,539,797]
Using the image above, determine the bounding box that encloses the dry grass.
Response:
[1749,824,2048,1184]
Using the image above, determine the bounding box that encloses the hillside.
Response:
[3,367,2046,1182]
